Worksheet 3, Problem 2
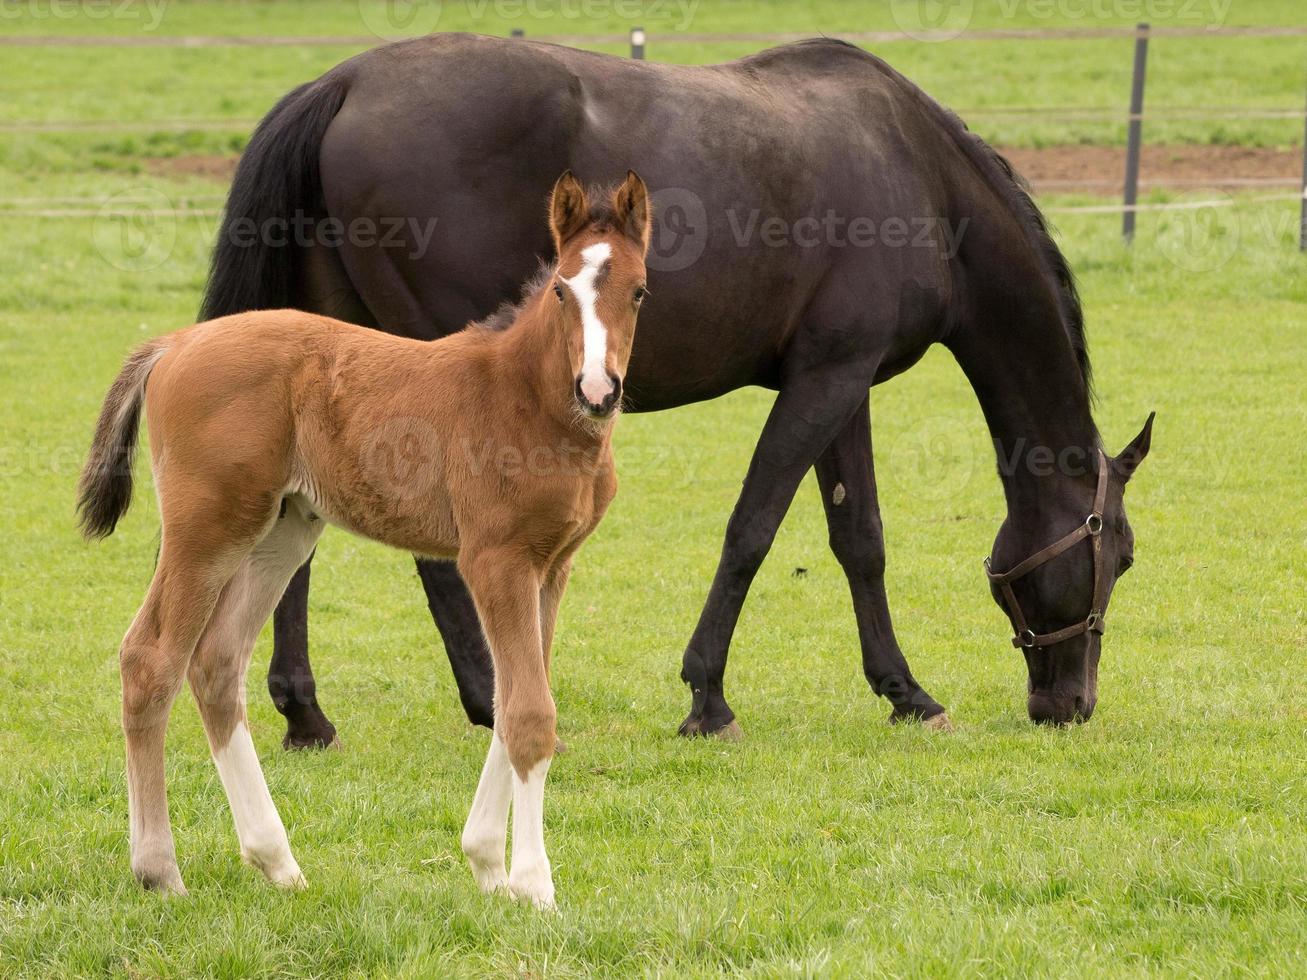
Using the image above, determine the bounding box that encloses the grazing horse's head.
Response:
[548,170,651,420]
[986,415,1154,725]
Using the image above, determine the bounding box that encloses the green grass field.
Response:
[2,2,1306,976]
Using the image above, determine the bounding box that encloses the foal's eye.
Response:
[633,286,647,304]
[554,284,564,302]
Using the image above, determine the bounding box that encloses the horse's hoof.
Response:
[922,713,954,732]
[282,728,340,751]
[713,719,745,741]
[678,714,742,740]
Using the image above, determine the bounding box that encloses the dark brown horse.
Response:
[201,34,1152,745]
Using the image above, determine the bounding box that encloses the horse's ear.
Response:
[550,171,590,251]
[1114,411,1155,482]
[613,170,651,254]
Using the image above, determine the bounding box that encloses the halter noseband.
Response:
[984,450,1110,650]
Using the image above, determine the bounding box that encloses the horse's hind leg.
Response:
[191,498,323,887]
[121,542,232,894]
[812,396,949,728]
[267,243,373,751]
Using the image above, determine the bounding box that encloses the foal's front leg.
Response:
[459,547,557,909]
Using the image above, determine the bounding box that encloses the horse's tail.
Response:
[199,69,350,319]
[77,339,170,540]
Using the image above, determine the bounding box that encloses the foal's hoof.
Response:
[134,862,188,897]
[508,867,556,911]
[244,850,307,890]
[678,715,744,741]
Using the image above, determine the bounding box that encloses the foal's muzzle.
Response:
[575,373,622,418]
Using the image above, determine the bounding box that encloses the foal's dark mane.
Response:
[471,193,627,335]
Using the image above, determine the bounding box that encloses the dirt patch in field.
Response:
[146,154,240,183]
[1005,144,1300,194]
[146,144,1301,196]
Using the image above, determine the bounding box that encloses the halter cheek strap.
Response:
[984,450,1110,650]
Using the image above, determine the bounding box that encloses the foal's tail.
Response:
[77,339,169,539]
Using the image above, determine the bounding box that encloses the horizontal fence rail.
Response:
[4,24,1307,47]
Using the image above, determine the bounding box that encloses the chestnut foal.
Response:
[78,172,651,908]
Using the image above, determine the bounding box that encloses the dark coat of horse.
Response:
[201,34,1152,744]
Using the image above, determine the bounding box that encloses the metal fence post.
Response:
[1300,73,1307,251]
[1123,22,1150,243]
[631,26,646,60]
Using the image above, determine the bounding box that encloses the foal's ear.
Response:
[1114,411,1155,482]
[613,170,651,254]
[549,171,590,251]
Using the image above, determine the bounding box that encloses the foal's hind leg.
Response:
[121,541,233,893]
[812,396,950,728]
[190,499,323,887]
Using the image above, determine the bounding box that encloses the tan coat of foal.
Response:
[78,172,651,908]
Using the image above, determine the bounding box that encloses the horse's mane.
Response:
[471,194,626,334]
[810,38,1091,395]
[967,137,1092,394]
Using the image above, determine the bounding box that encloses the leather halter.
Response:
[985,450,1110,650]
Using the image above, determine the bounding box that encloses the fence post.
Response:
[1300,73,1307,251]
[1122,22,1150,243]
[511,28,524,39]
[630,26,646,60]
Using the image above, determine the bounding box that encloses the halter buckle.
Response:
[1085,612,1102,632]
[1085,513,1103,536]
[1018,628,1038,648]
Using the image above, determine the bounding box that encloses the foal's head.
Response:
[548,170,651,420]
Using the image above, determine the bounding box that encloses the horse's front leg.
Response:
[459,547,556,909]
[812,396,951,729]
[679,364,873,738]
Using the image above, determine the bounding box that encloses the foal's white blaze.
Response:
[212,722,304,888]
[507,757,554,909]
[560,241,614,406]
[461,732,513,893]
